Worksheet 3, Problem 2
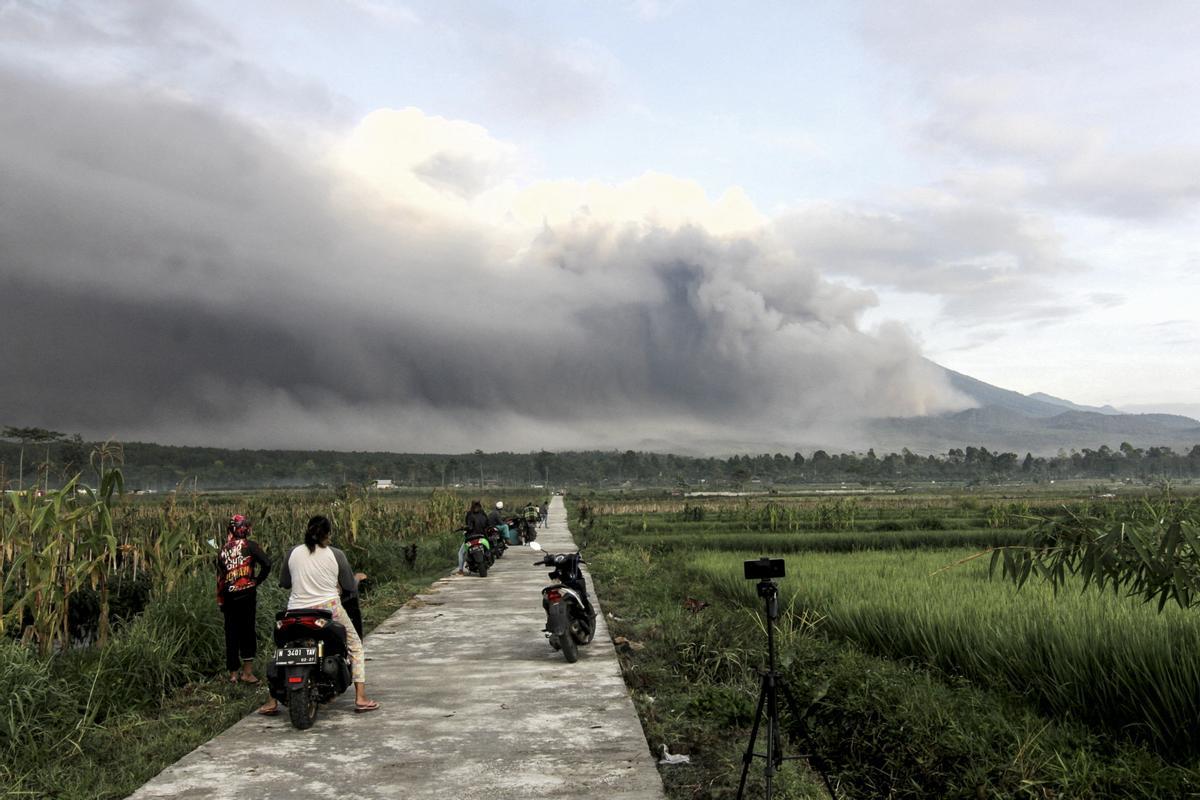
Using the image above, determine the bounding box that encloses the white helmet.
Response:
[495,501,504,509]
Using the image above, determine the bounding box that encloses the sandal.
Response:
[257,703,281,716]
[354,700,380,713]
[240,675,261,685]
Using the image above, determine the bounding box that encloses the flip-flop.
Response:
[240,676,261,685]
[354,701,380,713]
[257,704,281,716]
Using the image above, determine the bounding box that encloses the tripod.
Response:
[735,578,806,800]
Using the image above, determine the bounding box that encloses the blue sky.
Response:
[1,0,1197,449]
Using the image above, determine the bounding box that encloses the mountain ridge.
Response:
[868,366,1200,454]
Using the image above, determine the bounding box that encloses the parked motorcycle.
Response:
[510,515,537,544]
[486,525,508,559]
[529,541,595,662]
[458,527,492,577]
[266,608,352,730]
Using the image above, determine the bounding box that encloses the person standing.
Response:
[216,514,271,684]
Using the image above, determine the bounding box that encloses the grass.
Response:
[579,495,1200,798]
[601,528,1031,554]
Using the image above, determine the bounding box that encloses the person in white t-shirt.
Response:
[257,515,379,715]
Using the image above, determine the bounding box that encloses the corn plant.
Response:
[991,494,1200,611]
[1,470,122,654]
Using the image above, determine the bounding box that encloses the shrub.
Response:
[0,641,62,757]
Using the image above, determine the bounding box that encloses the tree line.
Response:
[3,431,1200,491]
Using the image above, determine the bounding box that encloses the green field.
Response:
[582,488,1200,799]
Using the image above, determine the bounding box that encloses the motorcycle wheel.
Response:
[479,562,488,577]
[572,617,595,645]
[560,631,579,663]
[288,676,319,730]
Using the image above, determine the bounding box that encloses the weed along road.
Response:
[128,495,665,800]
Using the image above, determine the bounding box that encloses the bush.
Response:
[0,641,63,757]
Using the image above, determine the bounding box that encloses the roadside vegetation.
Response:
[0,474,463,799]
[581,487,1200,798]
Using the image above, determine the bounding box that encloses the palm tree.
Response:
[2,426,65,491]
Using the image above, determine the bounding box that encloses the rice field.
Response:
[585,487,1200,761]
[695,547,1200,753]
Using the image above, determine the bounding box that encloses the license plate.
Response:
[275,646,318,665]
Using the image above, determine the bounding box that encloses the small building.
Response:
[372,479,395,490]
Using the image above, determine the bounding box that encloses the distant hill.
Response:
[869,366,1200,454]
[1027,392,1123,416]
[1121,402,1200,419]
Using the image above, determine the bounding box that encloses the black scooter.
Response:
[458,527,492,577]
[266,608,352,729]
[529,541,595,663]
[509,515,537,544]
[486,525,508,559]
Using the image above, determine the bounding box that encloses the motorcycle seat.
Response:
[276,608,335,622]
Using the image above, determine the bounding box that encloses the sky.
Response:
[1,0,1198,452]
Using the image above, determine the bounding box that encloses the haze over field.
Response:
[2,1,1197,452]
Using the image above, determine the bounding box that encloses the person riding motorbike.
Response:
[487,500,517,545]
[523,501,540,535]
[257,515,378,715]
[458,500,491,575]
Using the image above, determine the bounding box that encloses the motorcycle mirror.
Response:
[528,541,543,551]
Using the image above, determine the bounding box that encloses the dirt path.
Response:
[128,495,665,799]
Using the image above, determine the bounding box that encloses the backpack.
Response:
[523,505,539,522]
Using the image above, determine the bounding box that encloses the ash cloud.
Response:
[0,66,968,452]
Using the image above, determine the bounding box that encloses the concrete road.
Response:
[129,495,665,799]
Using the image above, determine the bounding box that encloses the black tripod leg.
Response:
[736,672,769,800]
[765,673,780,799]
[779,680,805,721]
[779,679,838,800]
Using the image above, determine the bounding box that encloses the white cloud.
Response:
[864,0,1200,221]
[334,107,519,214]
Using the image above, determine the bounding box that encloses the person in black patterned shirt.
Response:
[216,514,271,684]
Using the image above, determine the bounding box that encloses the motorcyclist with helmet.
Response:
[487,500,517,545]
